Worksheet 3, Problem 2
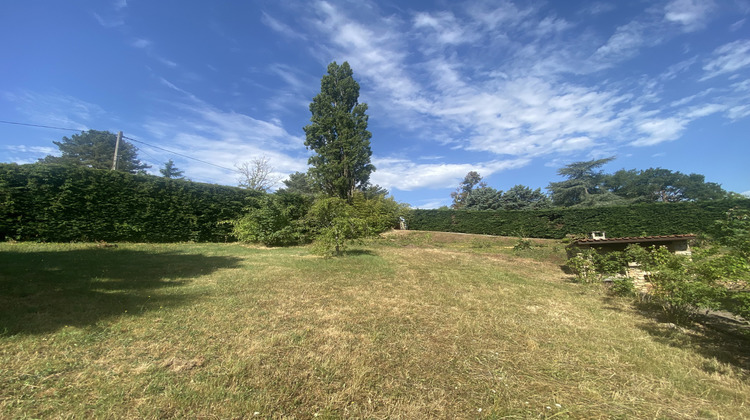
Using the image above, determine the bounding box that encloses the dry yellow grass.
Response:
[1,234,748,418]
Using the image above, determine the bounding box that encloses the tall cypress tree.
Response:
[304,61,375,201]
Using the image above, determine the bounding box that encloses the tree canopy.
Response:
[304,61,375,201]
[39,130,150,174]
[604,168,727,203]
[499,185,551,210]
[160,159,184,179]
[546,157,615,207]
[279,171,318,196]
[451,171,485,209]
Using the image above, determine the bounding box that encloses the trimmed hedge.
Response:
[407,199,750,239]
[0,163,261,242]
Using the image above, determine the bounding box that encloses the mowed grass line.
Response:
[0,235,747,419]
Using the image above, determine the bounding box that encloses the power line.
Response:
[0,118,237,173]
[0,120,84,132]
[123,135,236,172]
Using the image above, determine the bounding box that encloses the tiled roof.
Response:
[574,234,696,245]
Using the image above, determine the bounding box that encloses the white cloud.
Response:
[727,105,750,120]
[371,157,529,191]
[664,0,715,31]
[701,39,750,80]
[682,103,726,119]
[413,11,478,45]
[593,20,650,63]
[138,83,310,185]
[631,117,686,146]
[289,1,740,160]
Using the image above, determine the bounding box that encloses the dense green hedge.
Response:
[0,163,261,242]
[407,199,750,239]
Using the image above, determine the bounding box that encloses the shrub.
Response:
[305,197,369,256]
[232,190,408,256]
[232,192,312,247]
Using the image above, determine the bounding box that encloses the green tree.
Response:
[160,159,184,179]
[279,171,318,196]
[304,61,375,201]
[305,197,368,256]
[362,184,389,199]
[547,157,615,207]
[39,130,150,174]
[605,168,727,202]
[451,171,484,209]
[464,186,503,210]
[499,185,551,210]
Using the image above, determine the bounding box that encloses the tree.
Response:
[547,156,615,207]
[499,185,551,210]
[236,156,280,192]
[451,171,485,209]
[304,61,375,201]
[464,186,503,210]
[39,130,150,174]
[160,159,184,179]
[279,171,318,196]
[362,184,389,199]
[605,168,727,202]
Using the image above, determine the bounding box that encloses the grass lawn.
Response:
[1,232,748,419]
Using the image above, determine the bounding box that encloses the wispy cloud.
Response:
[287,0,750,157]
[113,0,127,11]
[371,157,529,191]
[138,79,310,185]
[261,12,307,40]
[3,91,102,131]
[701,39,750,80]
[93,12,124,28]
[131,38,152,49]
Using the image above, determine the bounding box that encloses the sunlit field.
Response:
[1,232,748,419]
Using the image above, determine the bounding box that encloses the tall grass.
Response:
[1,235,748,418]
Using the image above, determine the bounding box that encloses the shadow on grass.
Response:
[631,302,750,374]
[0,247,242,336]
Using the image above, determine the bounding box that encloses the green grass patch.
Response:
[1,233,748,418]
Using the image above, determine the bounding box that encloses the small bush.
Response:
[513,237,534,252]
[611,278,635,296]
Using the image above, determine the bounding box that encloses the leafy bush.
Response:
[305,197,369,256]
[567,248,629,283]
[611,278,636,296]
[512,237,534,252]
[232,190,408,256]
[232,192,313,246]
[566,249,598,283]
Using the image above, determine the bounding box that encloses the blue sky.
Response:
[1,0,749,208]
